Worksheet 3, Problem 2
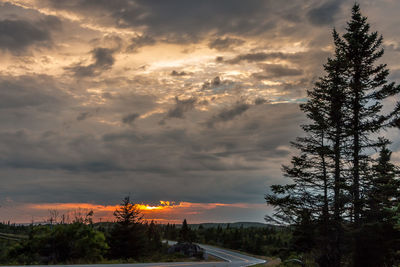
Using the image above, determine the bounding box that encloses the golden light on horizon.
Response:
[20,201,267,224]
[136,204,164,211]
[28,200,174,213]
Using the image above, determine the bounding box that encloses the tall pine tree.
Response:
[335,4,400,225]
[266,4,400,266]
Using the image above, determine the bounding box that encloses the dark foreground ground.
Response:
[2,242,266,267]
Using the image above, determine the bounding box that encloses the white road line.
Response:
[204,249,233,262]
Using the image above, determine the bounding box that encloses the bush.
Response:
[8,223,108,264]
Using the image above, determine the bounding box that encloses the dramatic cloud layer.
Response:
[0,16,60,53]
[0,0,399,223]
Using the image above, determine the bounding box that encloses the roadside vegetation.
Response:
[0,196,295,266]
[0,210,291,265]
[161,222,291,258]
[0,197,201,265]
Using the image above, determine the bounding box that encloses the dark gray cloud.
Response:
[222,50,331,81]
[200,76,240,97]
[76,108,100,121]
[0,130,123,173]
[216,56,224,63]
[0,16,61,53]
[122,113,140,124]
[0,74,73,135]
[65,47,115,77]
[90,35,123,50]
[207,102,250,128]
[103,92,158,118]
[254,97,268,105]
[36,0,358,49]
[252,64,303,80]
[127,34,156,52]
[41,0,280,42]
[225,52,297,64]
[208,36,245,51]
[202,76,222,89]
[0,101,305,206]
[307,0,344,26]
[0,75,66,109]
[77,112,90,121]
[170,70,189,76]
[166,97,197,119]
[92,47,115,66]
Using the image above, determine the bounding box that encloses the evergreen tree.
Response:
[146,220,162,252]
[317,38,349,267]
[113,196,143,225]
[289,209,315,254]
[333,5,400,265]
[266,3,400,266]
[108,196,146,259]
[178,219,191,243]
[355,143,400,266]
[366,141,400,222]
[266,32,348,267]
[335,4,400,225]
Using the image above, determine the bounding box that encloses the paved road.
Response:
[5,243,266,267]
[199,243,266,267]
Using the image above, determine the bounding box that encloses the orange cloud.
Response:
[22,201,266,224]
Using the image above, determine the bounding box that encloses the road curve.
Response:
[199,243,266,267]
[2,243,266,267]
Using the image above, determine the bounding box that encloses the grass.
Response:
[95,253,223,265]
[252,259,282,267]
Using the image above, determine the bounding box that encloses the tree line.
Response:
[0,197,168,265]
[0,197,291,265]
[266,4,400,267]
[160,221,291,257]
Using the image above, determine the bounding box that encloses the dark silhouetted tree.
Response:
[266,3,400,266]
[266,35,348,267]
[146,220,162,252]
[354,142,400,266]
[108,196,146,259]
[178,219,192,243]
[336,4,400,225]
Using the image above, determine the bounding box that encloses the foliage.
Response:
[0,197,164,265]
[161,222,292,258]
[265,4,400,266]
[107,196,162,260]
[113,196,143,225]
[146,220,163,252]
[178,219,196,243]
[6,223,108,264]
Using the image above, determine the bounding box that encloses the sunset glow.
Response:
[0,201,271,224]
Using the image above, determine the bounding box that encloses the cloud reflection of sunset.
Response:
[23,201,267,224]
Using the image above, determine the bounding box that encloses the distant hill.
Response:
[90,221,285,230]
[188,222,278,229]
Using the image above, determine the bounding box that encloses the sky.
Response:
[0,0,399,224]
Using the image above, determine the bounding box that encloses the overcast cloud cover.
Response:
[0,0,399,223]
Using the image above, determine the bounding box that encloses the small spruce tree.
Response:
[109,196,146,259]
